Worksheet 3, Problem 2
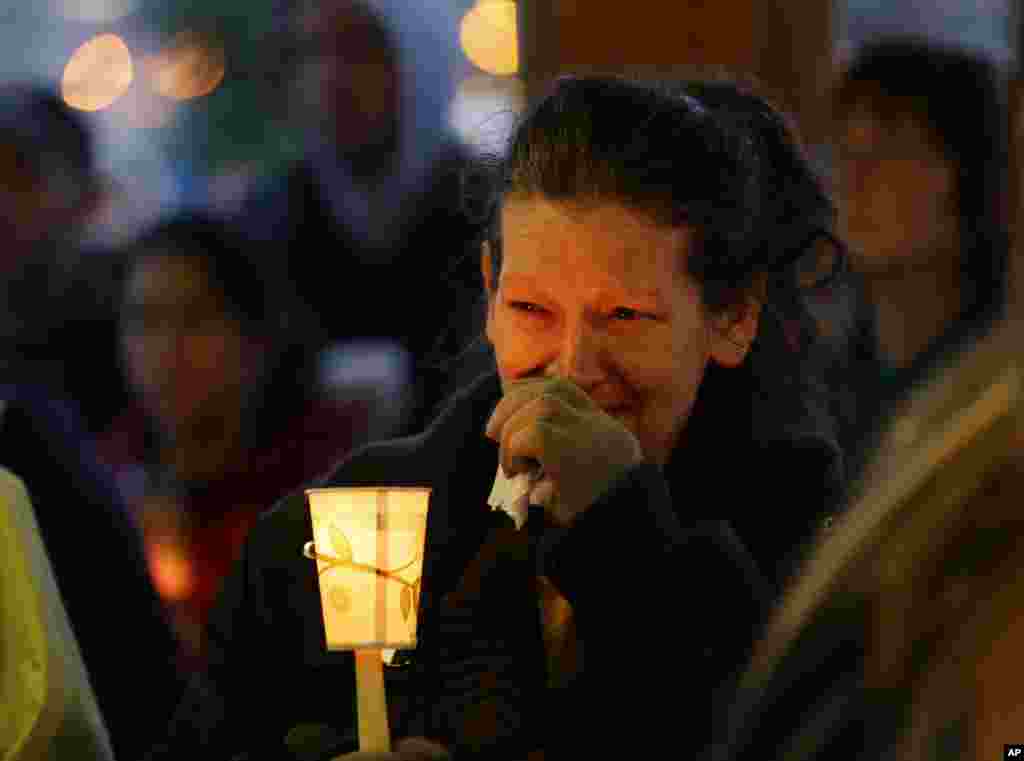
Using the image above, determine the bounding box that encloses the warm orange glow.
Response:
[147,541,196,602]
[460,0,519,77]
[147,31,226,101]
[62,33,134,112]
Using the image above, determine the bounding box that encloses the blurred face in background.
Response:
[833,102,959,276]
[296,0,400,156]
[120,253,260,435]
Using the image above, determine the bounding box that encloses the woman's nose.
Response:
[548,318,606,391]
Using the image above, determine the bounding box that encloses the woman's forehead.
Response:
[502,196,666,230]
[500,198,690,280]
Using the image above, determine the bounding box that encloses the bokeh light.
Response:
[54,0,137,23]
[62,33,134,112]
[147,540,196,602]
[460,0,519,77]
[146,31,226,101]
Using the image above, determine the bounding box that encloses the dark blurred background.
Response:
[0,0,525,235]
[0,0,1009,237]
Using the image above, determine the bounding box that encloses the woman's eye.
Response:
[508,301,545,314]
[611,307,644,321]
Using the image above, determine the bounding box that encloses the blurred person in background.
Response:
[2,466,114,760]
[0,83,130,435]
[707,321,1024,760]
[709,34,1021,760]
[235,0,487,437]
[0,383,184,761]
[0,82,184,760]
[97,212,380,665]
[829,36,1008,478]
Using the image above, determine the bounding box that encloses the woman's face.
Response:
[486,198,756,465]
[120,253,253,433]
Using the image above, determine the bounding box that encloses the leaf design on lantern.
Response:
[306,540,423,628]
[400,585,412,621]
[327,522,354,563]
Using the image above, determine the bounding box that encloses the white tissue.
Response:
[486,466,542,530]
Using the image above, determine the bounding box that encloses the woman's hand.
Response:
[332,737,450,760]
[485,376,644,526]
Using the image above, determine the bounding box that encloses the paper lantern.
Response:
[304,487,430,751]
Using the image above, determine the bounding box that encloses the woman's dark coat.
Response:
[146,370,842,760]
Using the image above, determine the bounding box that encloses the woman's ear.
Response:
[708,291,763,368]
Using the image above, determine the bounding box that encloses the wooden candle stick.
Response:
[354,649,390,752]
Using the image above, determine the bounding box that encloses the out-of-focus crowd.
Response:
[0,0,1015,758]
